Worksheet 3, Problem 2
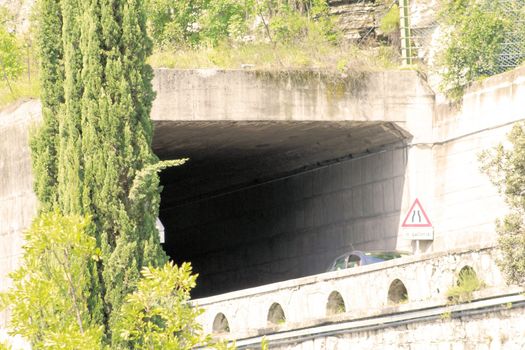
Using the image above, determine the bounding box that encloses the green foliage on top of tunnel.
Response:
[144,0,399,70]
[145,0,336,49]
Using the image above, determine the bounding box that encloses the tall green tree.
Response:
[77,1,168,337]
[30,0,171,344]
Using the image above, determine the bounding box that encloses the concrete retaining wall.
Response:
[430,66,525,251]
[151,69,435,135]
[0,101,40,327]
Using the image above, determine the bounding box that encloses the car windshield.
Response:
[333,256,347,270]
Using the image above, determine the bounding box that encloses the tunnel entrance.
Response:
[154,120,409,298]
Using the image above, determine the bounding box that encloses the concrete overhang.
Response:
[151,69,433,204]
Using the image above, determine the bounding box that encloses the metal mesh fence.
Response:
[405,0,525,74]
[494,0,525,74]
[405,23,437,65]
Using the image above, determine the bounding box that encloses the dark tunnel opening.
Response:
[154,121,409,298]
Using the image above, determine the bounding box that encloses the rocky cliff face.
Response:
[328,0,388,43]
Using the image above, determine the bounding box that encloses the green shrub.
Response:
[198,0,248,46]
[146,0,204,47]
[0,11,23,92]
[0,212,105,349]
[380,4,399,35]
[145,0,337,49]
[446,267,485,304]
[115,262,206,349]
[438,0,522,99]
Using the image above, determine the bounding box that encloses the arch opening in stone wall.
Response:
[326,290,346,316]
[267,302,286,326]
[388,278,408,304]
[212,312,230,334]
[457,265,478,286]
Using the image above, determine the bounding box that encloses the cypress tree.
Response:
[31,0,168,342]
[30,0,63,211]
[77,0,167,335]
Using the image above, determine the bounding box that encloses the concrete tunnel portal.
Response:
[153,120,410,298]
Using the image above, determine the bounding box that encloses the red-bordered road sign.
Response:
[401,198,432,228]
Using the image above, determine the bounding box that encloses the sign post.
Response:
[400,198,433,254]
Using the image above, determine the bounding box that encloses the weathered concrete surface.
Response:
[151,69,434,131]
[194,246,506,338]
[0,100,40,327]
[430,66,525,251]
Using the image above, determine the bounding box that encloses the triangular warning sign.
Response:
[401,198,432,228]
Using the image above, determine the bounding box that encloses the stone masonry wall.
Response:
[195,247,506,338]
[268,307,525,350]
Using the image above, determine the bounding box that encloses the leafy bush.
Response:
[0,10,23,91]
[1,212,229,349]
[146,0,205,47]
[145,0,337,49]
[0,212,105,349]
[446,267,485,304]
[0,5,39,107]
[480,123,525,286]
[438,0,524,99]
[198,0,248,46]
[114,262,206,349]
[379,4,399,35]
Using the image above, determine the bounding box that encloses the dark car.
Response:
[326,250,408,272]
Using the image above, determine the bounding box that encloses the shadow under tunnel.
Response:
[154,121,409,298]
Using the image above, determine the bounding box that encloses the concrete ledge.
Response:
[151,69,434,129]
